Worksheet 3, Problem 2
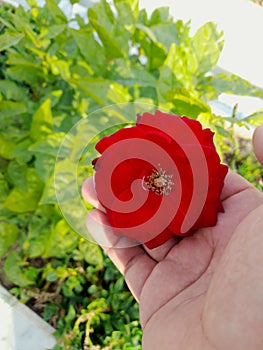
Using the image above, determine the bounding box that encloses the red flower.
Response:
[93,111,228,249]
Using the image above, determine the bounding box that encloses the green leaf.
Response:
[65,304,76,325]
[43,219,79,258]
[39,174,57,205]
[150,6,170,25]
[88,0,131,58]
[0,80,27,101]
[88,17,125,59]
[24,207,78,258]
[4,251,35,287]
[209,73,263,99]
[34,154,55,182]
[30,99,53,141]
[7,160,28,191]
[29,132,65,156]
[71,78,131,105]
[6,53,44,86]
[13,139,33,164]
[45,90,63,108]
[88,0,115,33]
[70,28,106,75]
[191,22,224,75]
[114,0,139,34]
[70,78,107,105]
[107,82,131,104]
[40,24,66,39]
[243,110,263,127]
[135,25,166,71]
[0,100,27,117]
[78,238,104,268]
[26,226,50,258]
[0,32,24,52]
[0,223,19,259]
[150,22,183,50]
[46,0,68,24]
[157,44,193,102]
[23,206,55,257]
[0,173,9,201]
[12,6,39,47]
[3,168,43,213]
[0,13,16,31]
[109,59,156,87]
[0,135,16,160]
[171,91,211,118]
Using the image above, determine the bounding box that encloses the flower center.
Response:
[144,167,174,196]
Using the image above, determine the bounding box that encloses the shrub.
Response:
[0,0,262,348]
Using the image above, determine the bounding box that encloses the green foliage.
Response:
[235,152,263,191]
[0,0,262,349]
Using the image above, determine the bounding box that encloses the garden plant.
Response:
[0,0,262,349]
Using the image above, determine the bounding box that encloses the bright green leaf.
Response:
[3,168,43,213]
[13,139,33,164]
[89,17,125,59]
[191,22,224,75]
[29,132,65,156]
[110,59,156,87]
[40,24,66,39]
[114,0,139,34]
[30,99,53,141]
[210,73,263,99]
[23,206,56,257]
[4,251,34,287]
[88,0,115,33]
[0,80,27,101]
[0,223,19,259]
[0,135,16,160]
[6,53,44,86]
[71,78,130,105]
[150,6,170,25]
[43,219,78,258]
[12,6,39,47]
[46,0,68,24]
[151,22,182,50]
[39,175,57,205]
[7,160,28,191]
[243,110,263,127]
[107,83,131,104]
[78,238,103,268]
[0,33,24,52]
[70,28,106,75]
[157,44,193,102]
[171,92,211,118]
[0,100,27,117]
[34,154,55,182]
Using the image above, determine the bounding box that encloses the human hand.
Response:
[82,125,263,350]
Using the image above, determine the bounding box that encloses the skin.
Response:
[82,125,263,350]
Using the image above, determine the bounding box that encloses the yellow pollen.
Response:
[154,176,166,188]
[144,167,174,196]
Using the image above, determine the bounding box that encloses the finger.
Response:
[82,177,105,212]
[86,209,156,302]
[143,237,180,262]
[253,124,263,167]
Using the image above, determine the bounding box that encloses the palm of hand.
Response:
[140,171,263,350]
[83,126,263,349]
[83,171,263,350]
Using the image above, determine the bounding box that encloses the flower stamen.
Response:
[144,167,174,195]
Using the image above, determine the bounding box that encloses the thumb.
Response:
[253,124,263,167]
